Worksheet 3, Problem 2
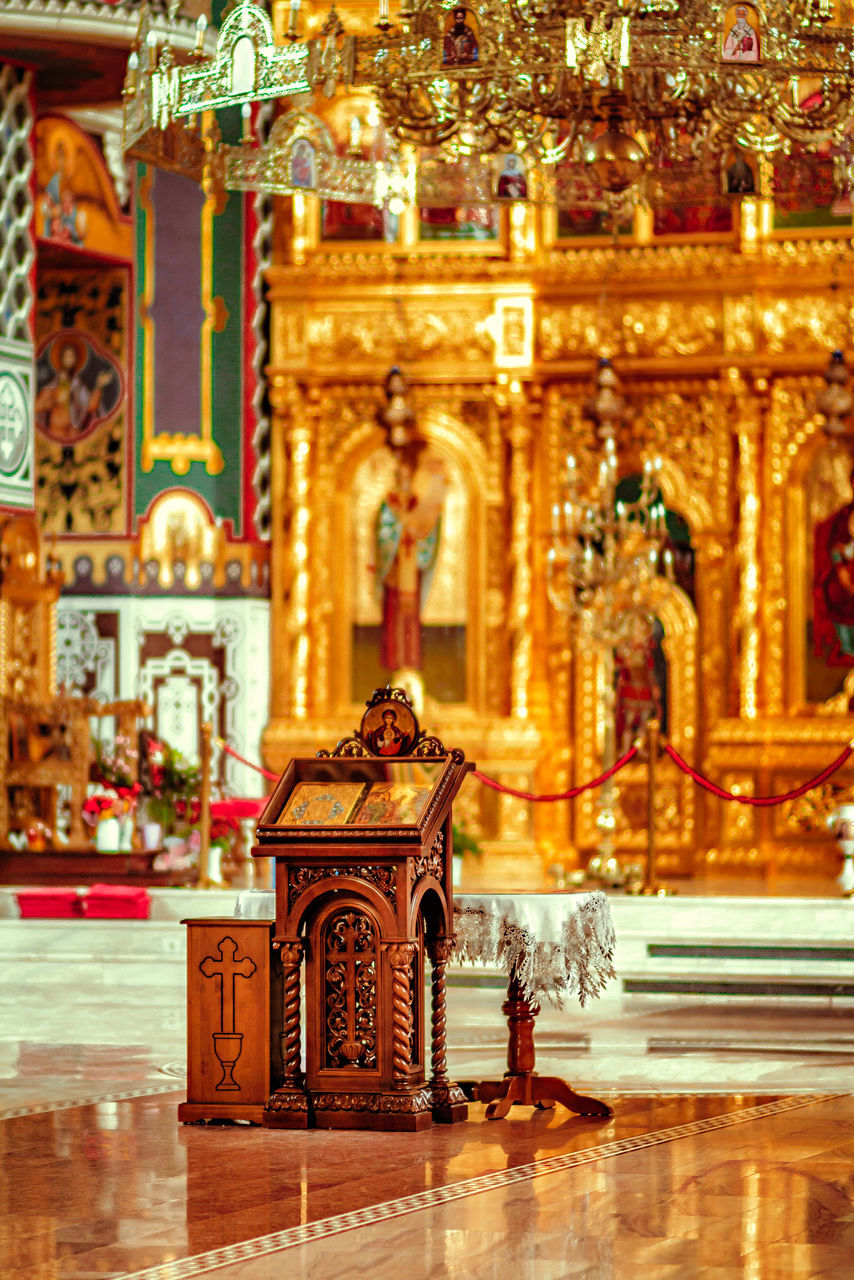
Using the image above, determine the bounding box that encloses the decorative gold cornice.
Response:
[267,236,854,293]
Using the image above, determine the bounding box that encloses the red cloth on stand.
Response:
[81,884,151,919]
[15,889,81,919]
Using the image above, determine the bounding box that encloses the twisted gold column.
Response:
[269,377,312,719]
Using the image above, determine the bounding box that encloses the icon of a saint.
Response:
[374,450,448,673]
[496,154,528,201]
[35,334,119,442]
[814,465,854,662]
[290,138,316,190]
[443,7,479,67]
[725,152,755,195]
[615,619,665,755]
[366,709,410,756]
[722,5,760,63]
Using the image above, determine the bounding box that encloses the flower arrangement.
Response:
[142,736,201,835]
[785,782,854,835]
[84,733,142,837]
[93,733,142,812]
[82,793,120,827]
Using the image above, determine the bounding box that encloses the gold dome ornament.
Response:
[582,122,647,194]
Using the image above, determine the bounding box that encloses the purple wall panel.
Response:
[150,170,205,439]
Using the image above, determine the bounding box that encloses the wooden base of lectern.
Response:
[263,1084,466,1131]
[178,1102,268,1125]
[180,919,283,1126]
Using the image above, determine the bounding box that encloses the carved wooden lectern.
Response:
[253,688,472,1131]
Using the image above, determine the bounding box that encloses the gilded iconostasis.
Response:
[6,0,854,884]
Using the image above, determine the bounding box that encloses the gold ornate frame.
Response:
[327,406,490,717]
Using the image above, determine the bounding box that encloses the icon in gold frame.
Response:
[277,782,367,826]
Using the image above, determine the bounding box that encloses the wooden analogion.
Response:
[182,688,472,1131]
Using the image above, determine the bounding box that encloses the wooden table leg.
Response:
[475,974,613,1120]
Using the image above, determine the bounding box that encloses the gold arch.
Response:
[327,409,490,715]
[657,457,715,536]
[574,579,698,864]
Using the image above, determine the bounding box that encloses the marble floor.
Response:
[3,935,854,1278]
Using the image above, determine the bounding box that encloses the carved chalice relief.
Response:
[199,937,257,1090]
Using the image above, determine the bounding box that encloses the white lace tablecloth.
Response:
[453,891,616,1009]
[235,888,615,1009]
[235,889,275,918]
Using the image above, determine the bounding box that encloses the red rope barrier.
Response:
[219,740,280,783]
[219,733,854,811]
[663,740,854,806]
[473,746,638,802]
[219,739,639,803]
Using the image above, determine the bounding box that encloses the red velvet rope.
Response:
[473,746,638,802]
[220,739,640,802]
[219,735,854,810]
[219,740,280,783]
[663,740,854,806]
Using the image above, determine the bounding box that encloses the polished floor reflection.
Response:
[3,927,854,1278]
[3,1092,854,1278]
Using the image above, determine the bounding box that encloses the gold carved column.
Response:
[507,381,533,721]
[732,370,763,722]
[268,375,312,722]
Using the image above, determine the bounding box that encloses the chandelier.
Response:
[546,358,672,649]
[123,0,854,209]
[547,357,673,859]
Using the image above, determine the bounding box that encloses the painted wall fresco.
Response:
[35,267,130,535]
[34,115,132,260]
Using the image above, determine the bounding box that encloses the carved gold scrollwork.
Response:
[538,301,721,362]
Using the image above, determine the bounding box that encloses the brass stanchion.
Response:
[197,721,213,887]
[626,717,673,896]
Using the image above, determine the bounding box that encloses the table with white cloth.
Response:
[453,890,616,1119]
[234,887,616,1120]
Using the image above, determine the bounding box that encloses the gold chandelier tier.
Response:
[123,0,854,205]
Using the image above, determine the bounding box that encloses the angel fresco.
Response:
[35,116,132,260]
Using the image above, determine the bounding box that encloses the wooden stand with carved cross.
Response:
[254,687,472,1132]
[179,918,283,1124]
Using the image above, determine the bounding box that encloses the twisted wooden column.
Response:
[278,940,303,1084]
[384,942,417,1090]
[427,936,455,1088]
